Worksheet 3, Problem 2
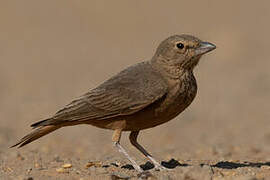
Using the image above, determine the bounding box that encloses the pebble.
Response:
[26,168,32,174]
[17,153,25,161]
[110,172,130,179]
[62,163,72,168]
[85,161,102,168]
[56,167,69,173]
[22,177,34,180]
[34,163,41,169]
[261,165,270,170]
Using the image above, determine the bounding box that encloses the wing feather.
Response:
[44,62,168,125]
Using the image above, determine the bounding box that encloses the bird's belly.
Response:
[87,93,195,131]
[124,88,196,131]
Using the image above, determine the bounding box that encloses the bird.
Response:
[11,34,216,173]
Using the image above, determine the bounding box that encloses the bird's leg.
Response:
[129,131,167,171]
[112,129,144,173]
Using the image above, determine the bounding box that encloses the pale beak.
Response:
[195,42,216,56]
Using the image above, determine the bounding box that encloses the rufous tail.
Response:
[10,125,59,148]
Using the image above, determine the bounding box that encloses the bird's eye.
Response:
[176,43,184,49]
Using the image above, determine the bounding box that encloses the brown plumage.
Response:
[11,34,216,172]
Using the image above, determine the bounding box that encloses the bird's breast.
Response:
[155,72,197,120]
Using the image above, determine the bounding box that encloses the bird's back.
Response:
[33,61,169,129]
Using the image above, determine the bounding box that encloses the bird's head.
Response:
[152,34,216,70]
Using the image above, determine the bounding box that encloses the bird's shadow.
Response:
[120,159,270,171]
[121,158,189,171]
[210,161,270,169]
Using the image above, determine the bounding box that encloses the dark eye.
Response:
[176,43,184,49]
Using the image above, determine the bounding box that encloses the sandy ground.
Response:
[1,1,270,179]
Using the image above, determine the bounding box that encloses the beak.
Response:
[194,42,216,56]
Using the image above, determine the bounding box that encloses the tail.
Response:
[10,125,60,148]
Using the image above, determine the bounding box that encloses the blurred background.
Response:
[1,0,270,167]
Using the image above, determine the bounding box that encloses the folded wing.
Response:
[33,62,167,127]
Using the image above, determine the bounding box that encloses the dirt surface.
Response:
[1,1,270,179]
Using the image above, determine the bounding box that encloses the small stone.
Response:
[221,170,236,176]
[17,153,25,160]
[111,172,130,180]
[6,167,13,172]
[34,163,41,169]
[26,168,32,174]
[23,177,34,180]
[56,167,68,173]
[261,165,270,170]
[85,161,102,168]
[111,162,121,167]
[62,163,72,168]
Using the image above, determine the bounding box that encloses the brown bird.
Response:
[11,34,216,172]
